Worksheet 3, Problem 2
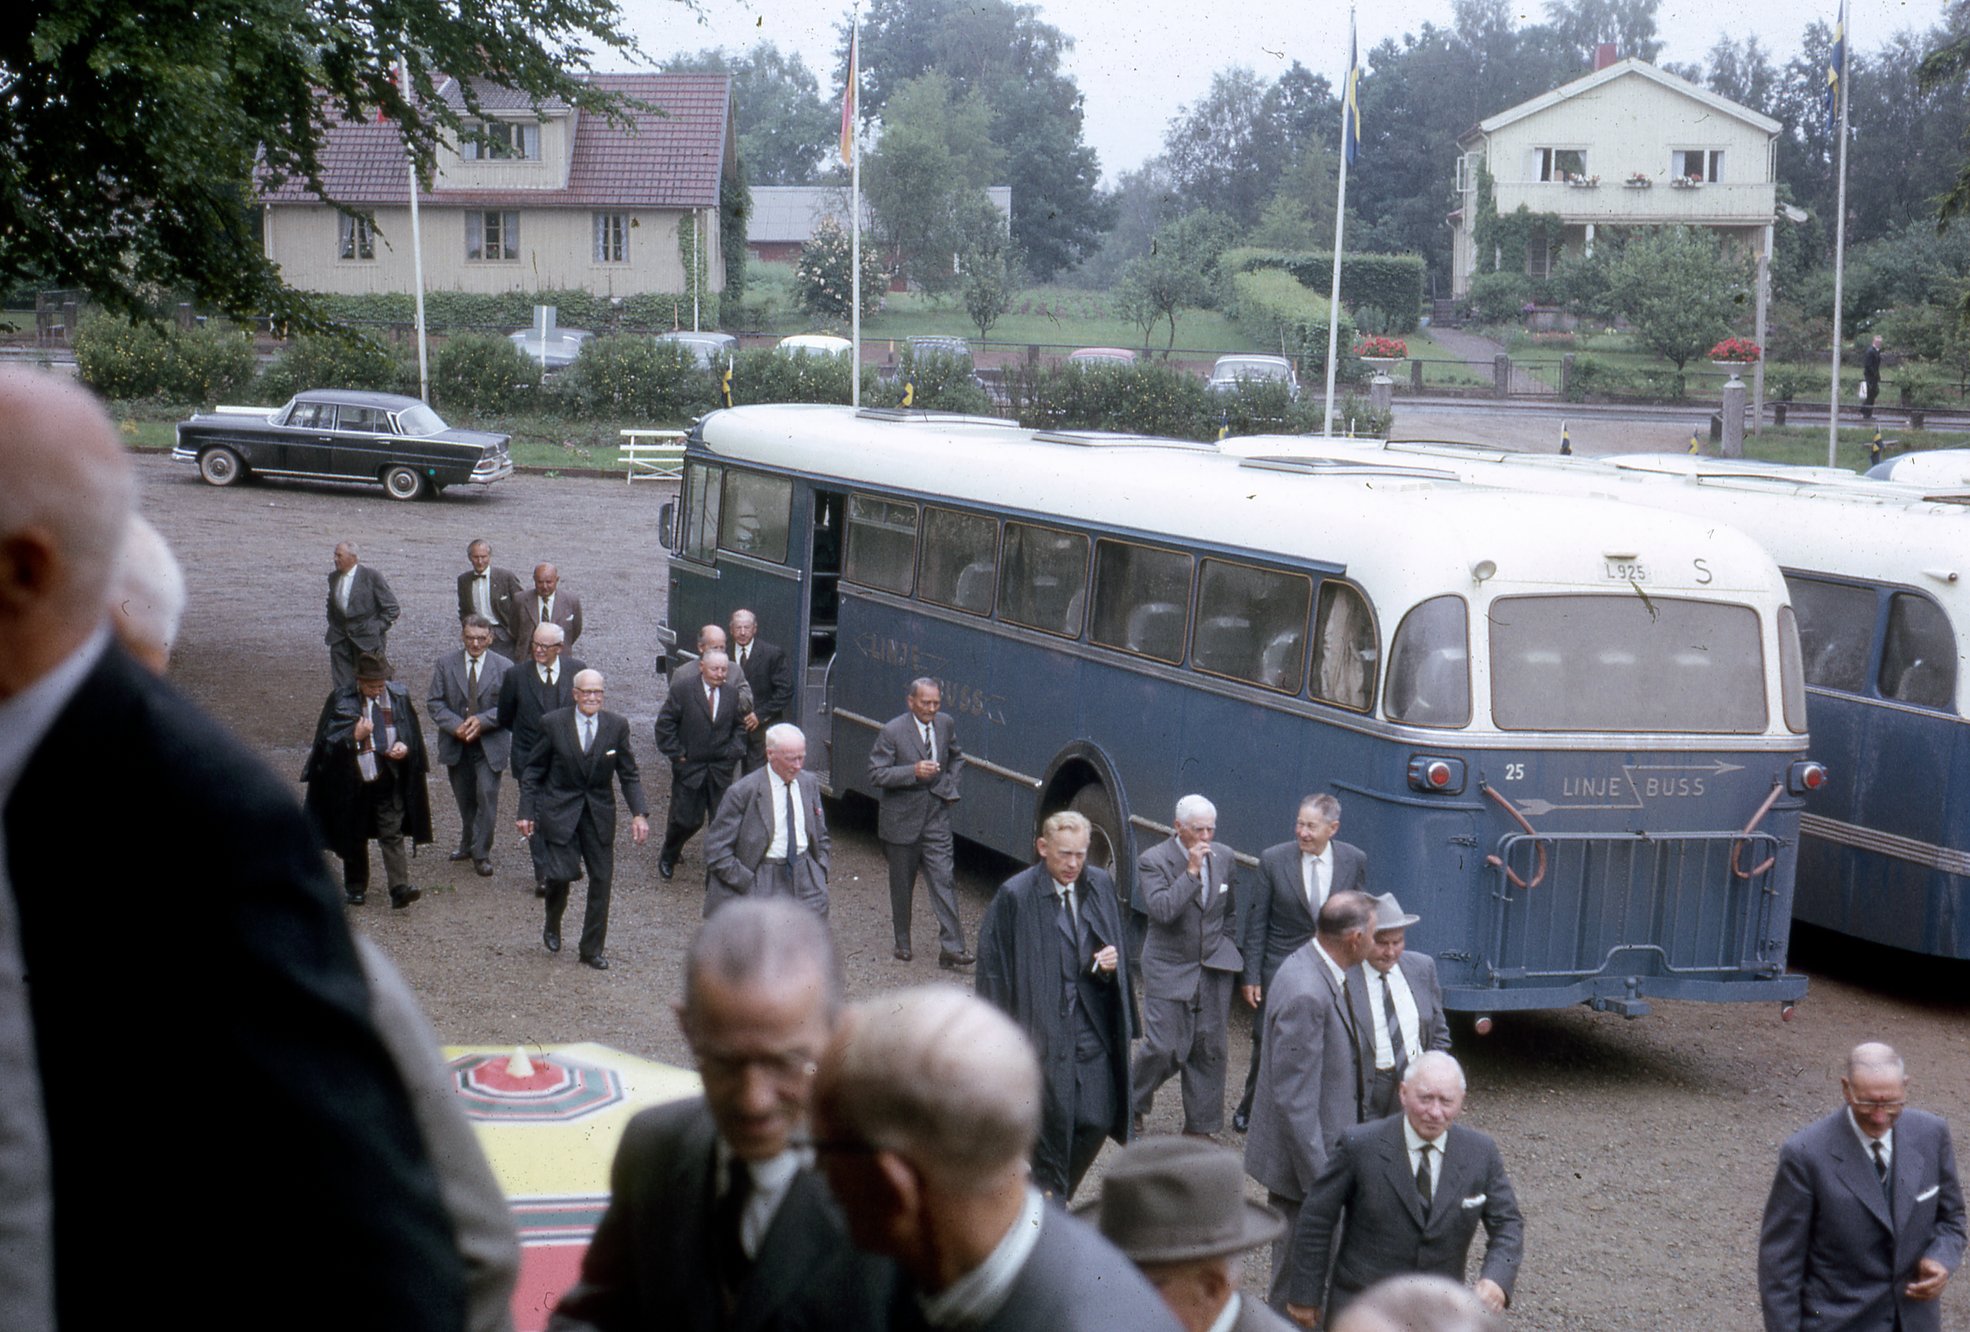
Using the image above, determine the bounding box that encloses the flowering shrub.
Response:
[1708,337,1761,363]
[74,314,257,404]
[1354,335,1408,360]
[794,219,886,322]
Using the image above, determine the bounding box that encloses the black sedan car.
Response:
[173,390,514,501]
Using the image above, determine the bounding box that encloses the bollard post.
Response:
[1410,359,1423,392]
[1721,372,1747,459]
[1561,352,1575,399]
[1494,353,1511,398]
[1370,369,1394,422]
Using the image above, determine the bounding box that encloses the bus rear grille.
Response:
[1485,830,1785,982]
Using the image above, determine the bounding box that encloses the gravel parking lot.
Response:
[140,447,1970,1329]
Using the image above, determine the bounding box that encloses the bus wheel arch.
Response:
[1036,746,1133,883]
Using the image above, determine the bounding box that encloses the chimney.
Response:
[1594,43,1619,71]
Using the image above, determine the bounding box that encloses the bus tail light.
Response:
[1407,756,1466,794]
[1787,761,1828,795]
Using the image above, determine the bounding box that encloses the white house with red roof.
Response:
[259,73,735,299]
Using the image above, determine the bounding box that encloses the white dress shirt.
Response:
[1405,1117,1448,1197]
[713,1143,806,1260]
[336,566,357,612]
[919,1186,1045,1328]
[767,774,807,859]
[1302,844,1333,912]
[1848,1110,1894,1173]
[1369,962,1422,1072]
[470,571,492,619]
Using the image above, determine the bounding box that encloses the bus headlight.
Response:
[1787,760,1828,795]
[1407,756,1466,794]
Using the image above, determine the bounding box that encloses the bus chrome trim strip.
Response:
[834,706,1043,789]
[1127,814,1262,867]
[715,551,802,580]
[833,708,883,731]
[1800,814,1970,876]
[1804,685,1968,725]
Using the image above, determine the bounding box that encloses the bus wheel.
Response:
[1068,784,1126,879]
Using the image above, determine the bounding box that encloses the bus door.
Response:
[802,489,848,783]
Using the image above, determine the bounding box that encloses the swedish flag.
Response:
[1824,1,1847,135]
[901,379,915,409]
[721,361,733,409]
[1342,18,1362,168]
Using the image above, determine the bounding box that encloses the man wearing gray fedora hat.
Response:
[1348,893,1451,1121]
[1087,1135,1297,1332]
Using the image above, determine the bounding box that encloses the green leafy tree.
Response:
[864,73,1003,294]
[1604,226,1749,373]
[1161,63,1338,231]
[1539,0,1664,67]
[1116,252,1206,353]
[2,0,655,327]
[794,217,886,323]
[665,44,835,185]
[1919,7,1970,239]
[955,197,1017,340]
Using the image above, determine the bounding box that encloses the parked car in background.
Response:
[777,333,854,358]
[1207,353,1300,400]
[507,327,594,370]
[172,390,514,501]
[656,330,739,369]
[907,335,972,360]
[1067,347,1138,367]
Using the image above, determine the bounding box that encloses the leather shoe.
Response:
[474,859,494,877]
[1232,1110,1250,1134]
[893,946,912,962]
[534,881,548,898]
[448,850,472,862]
[543,927,561,954]
[657,857,676,881]
[938,950,976,970]
[344,890,366,906]
[390,886,421,909]
[1133,1113,1147,1136]
[581,954,610,971]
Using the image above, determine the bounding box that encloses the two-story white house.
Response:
[1449,57,1780,298]
[259,73,735,300]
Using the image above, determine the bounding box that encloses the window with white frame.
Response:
[1533,148,1587,182]
[1671,149,1724,183]
[466,211,520,262]
[593,212,629,264]
[338,214,374,261]
[461,120,541,161]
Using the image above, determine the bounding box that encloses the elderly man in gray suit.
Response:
[813,984,1181,1332]
[1244,890,1376,1310]
[1235,794,1368,1133]
[1351,893,1452,1121]
[1286,1052,1523,1328]
[869,677,971,967]
[702,724,830,918]
[427,614,513,877]
[324,540,400,690]
[1132,794,1242,1137]
[1759,1041,1966,1332]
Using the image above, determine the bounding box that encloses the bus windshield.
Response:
[1489,594,1768,733]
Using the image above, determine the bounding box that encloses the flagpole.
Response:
[1826,3,1850,467]
[846,6,862,408]
[395,49,431,403]
[1323,8,1358,437]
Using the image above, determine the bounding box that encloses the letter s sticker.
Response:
[1693,558,1713,585]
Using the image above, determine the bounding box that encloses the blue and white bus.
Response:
[659,405,1814,1018]
[1222,438,1970,960]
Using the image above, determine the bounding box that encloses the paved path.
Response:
[1422,325,1556,394]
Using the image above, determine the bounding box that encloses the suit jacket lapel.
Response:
[1425,1127,1477,1229]
[1832,1130,1894,1231]
[1379,1120,1428,1227]
[1891,1126,1928,1236]
[732,1172,839,1331]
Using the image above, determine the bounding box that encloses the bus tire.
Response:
[1068,784,1127,880]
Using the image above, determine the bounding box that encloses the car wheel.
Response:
[381,465,426,501]
[197,446,246,487]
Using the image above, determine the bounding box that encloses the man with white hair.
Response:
[0,366,465,1328]
[1131,794,1243,1137]
[495,620,586,896]
[1330,1275,1503,1332]
[108,513,185,673]
[323,538,399,689]
[1285,1052,1524,1327]
[812,985,1180,1331]
[702,722,830,917]
[654,645,747,879]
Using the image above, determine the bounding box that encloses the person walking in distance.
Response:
[868,677,972,968]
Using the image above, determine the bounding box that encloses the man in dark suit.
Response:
[496,621,585,896]
[977,809,1134,1199]
[457,537,526,656]
[1132,794,1242,1137]
[1759,1041,1967,1332]
[0,366,464,1331]
[868,677,971,967]
[1244,891,1376,1309]
[516,561,583,649]
[1090,1135,1296,1332]
[1352,893,1452,1120]
[1286,1052,1524,1327]
[427,614,513,876]
[303,650,434,908]
[703,724,830,918]
[729,608,793,774]
[324,539,400,690]
[813,984,1181,1332]
[1862,334,1884,420]
[654,647,747,880]
[517,669,649,970]
[1236,794,1369,1133]
[551,900,895,1331]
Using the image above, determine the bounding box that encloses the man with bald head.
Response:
[109,513,185,674]
[1760,1041,1966,1332]
[703,723,830,918]
[654,646,748,880]
[496,620,587,896]
[517,561,583,649]
[518,669,649,969]
[0,367,464,1329]
[813,984,1179,1331]
[324,538,399,689]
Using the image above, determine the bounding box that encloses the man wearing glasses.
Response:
[549,901,894,1329]
[1759,1041,1966,1332]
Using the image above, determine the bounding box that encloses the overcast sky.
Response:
[620,0,1948,183]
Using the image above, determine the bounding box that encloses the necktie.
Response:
[1384,971,1408,1079]
[706,686,719,719]
[1874,1139,1890,1190]
[1303,854,1316,912]
[739,645,749,669]
[546,664,556,688]
[580,715,594,753]
[473,572,490,617]
[921,722,934,761]
[1197,847,1210,906]
[467,656,481,712]
[1416,1142,1434,1207]
[783,778,800,856]
[1061,885,1078,935]
[714,1156,753,1289]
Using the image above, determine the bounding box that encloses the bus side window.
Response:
[682,463,722,562]
[1091,540,1192,663]
[718,471,793,563]
[1311,581,1376,711]
[1880,592,1957,711]
[1001,522,1089,638]
[1194,558,1314,694]
[1784,575,1875,692]
[1386,595,1470,727]
[843,494,919,594]
[919,506,999,615]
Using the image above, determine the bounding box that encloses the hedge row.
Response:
[1227,269,1358,377]
[311,288,721,334]
[1223,249,1426,334]
[72,316,258,403]
[997,360,1392,442]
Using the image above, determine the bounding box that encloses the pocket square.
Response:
[605,749,618,757]
[1918,1184,1941,1202]
[1217,883,1230,895]
[1461,1194,1486,1209]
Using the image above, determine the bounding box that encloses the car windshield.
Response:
[1215,360,1287,382]
[395,403,449,436]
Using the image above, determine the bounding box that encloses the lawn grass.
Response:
[1740,425,1958,471]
